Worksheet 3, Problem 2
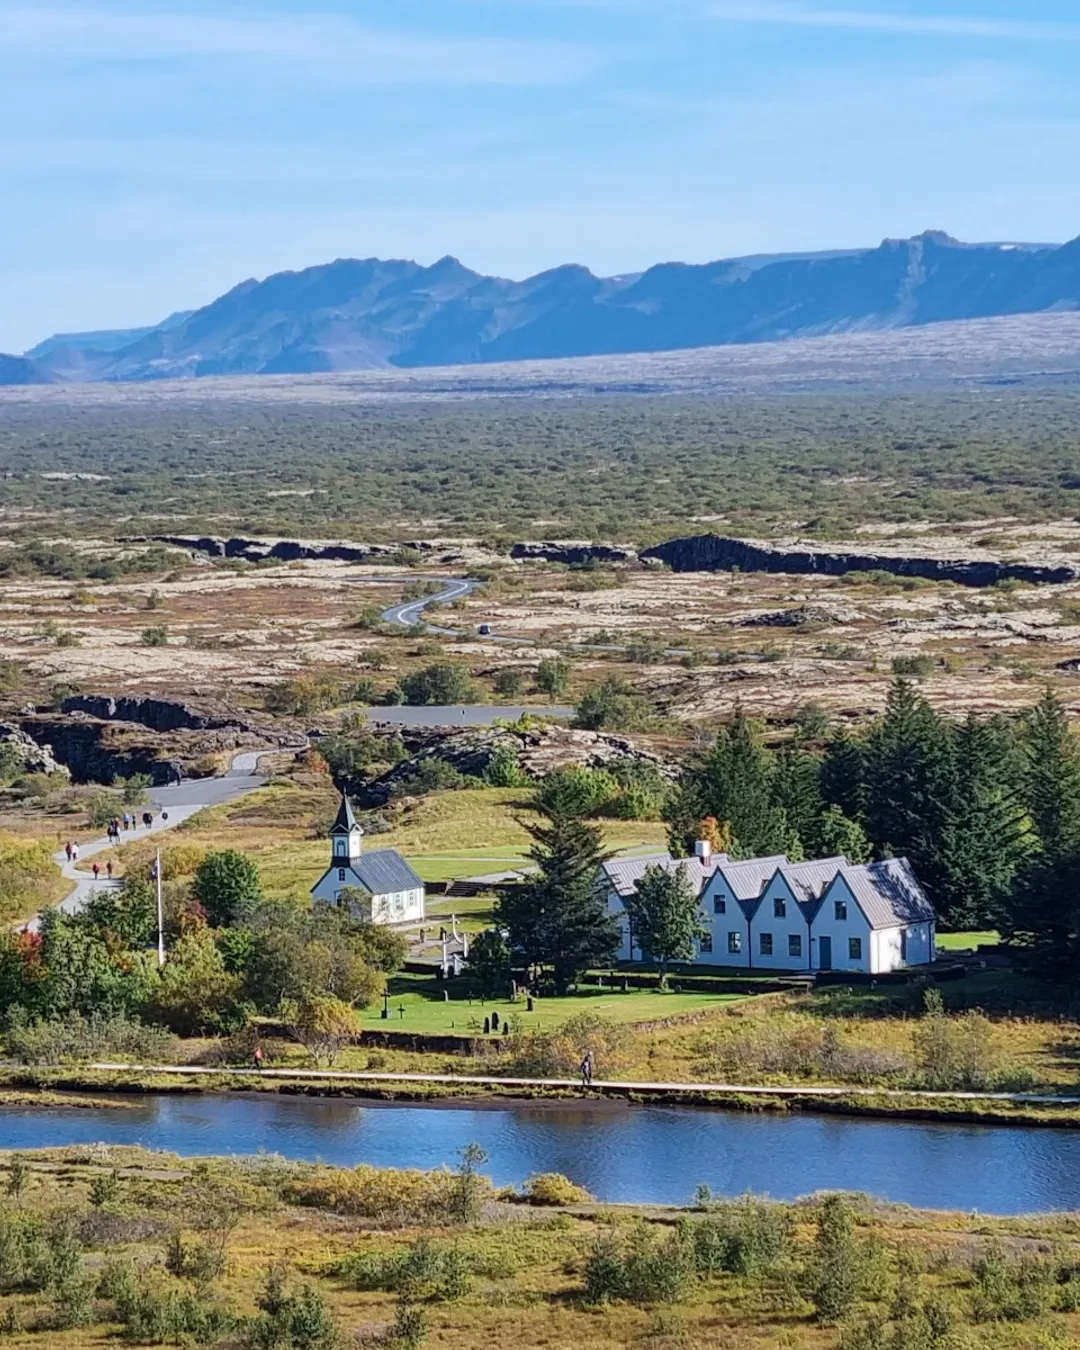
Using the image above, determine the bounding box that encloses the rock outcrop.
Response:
[352,722,675,806]
[641,534,1080,588]
[61,694,255,734]
[508,542,638,566]
[735,603,863,628]
[0,723,60,775]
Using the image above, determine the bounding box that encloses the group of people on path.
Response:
[62,806,171,882]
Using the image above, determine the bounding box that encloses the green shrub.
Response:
[523,1173,592,1206]
[970,1246,1056,1323]
[5,1012,177,1067]
[685,1196,794,1278]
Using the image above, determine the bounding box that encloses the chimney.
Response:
[695,840,712,863]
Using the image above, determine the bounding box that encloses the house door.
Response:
[818,936,832,971]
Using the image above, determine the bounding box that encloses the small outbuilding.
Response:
[311,794,425,925]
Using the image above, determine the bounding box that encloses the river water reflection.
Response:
[1,1095,1077,1214]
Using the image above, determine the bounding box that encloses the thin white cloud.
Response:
[0,6,596,85]
[708,2,1080,41]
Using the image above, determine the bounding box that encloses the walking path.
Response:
[85,1063,1080,1107]
[39,751,272,926]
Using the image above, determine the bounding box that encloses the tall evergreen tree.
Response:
[668,707,792,859]
[771,741,824,857]
[497,807,620,990]
[861,678,953,874]
[819,730,867,824]
[932,714,1032,930]
[1020,687,1080,862]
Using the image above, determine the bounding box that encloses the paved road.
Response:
[40,752,272,927]
[375,574,745,665]
[86,1062,1080,1107]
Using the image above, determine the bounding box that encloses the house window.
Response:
[713,897,726,914]
[727,932,742,955]
[700,933,713,954]
[835,901,848,921]
[774,898,786,918]
[849,937,862,961]
[337,869,346,882]
[901,930,908,962]
[760,932,773,956]
[788,934,802,958]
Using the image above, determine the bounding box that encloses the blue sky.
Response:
[3,0,1080,352]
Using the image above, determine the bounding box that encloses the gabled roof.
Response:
[344,849,423,897]
[601,852,728,899]
[331,795,362,835]
[712,856,789,901]
[835,858,935,930]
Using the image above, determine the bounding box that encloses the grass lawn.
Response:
[110,780,670,896]
[936,930,1000,950]
[361,971,746,1036]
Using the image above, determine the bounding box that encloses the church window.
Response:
[338,869,346,882]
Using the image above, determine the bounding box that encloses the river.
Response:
[1,1095,1077,1214]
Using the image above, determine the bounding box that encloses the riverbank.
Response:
[2,1142,1080,1349]
[8,1062,1080,1130]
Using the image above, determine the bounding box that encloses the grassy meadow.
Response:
[1,1147,1080,1349]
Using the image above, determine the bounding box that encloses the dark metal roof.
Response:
[331,795,361,835]
[347,849,424,897]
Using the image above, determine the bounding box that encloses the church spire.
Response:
[330,794,363,862]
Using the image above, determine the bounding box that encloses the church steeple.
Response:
[330,794,364,863]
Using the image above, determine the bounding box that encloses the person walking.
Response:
[253,1045,265,1071]
[92,862,100,881]
[106,860,113,880]
[64,841,73,863]
[122,813,130,831]
[580,1050,594,1088]
[71,842,79,863]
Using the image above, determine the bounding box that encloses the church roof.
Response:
[331,795,362,835]
[344,850,424,897]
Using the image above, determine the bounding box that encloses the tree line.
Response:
[493,680,1080,988]
[0,850,405,1060]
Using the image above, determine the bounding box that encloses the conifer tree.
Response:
[497,803,620,990]
[1020,687,1080,861]
[932,714,1031,930]
[819,730,867,824]
[861,678,953,872]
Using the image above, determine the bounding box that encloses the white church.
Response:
[311,795,426,925]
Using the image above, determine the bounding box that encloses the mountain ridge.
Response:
[10,231,1079,385]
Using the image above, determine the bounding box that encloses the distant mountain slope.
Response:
[26,310,194,362]
[27,232,1080,383]
[0,354,54,386]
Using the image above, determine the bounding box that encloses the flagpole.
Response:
[155,849,165,967]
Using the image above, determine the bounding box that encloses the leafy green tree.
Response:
[802,1195,878,1324]
[497,808,619,990]
[623,864,706,983]
[282,995,363,1068]
[143,930,248,1036]
[37,911,152,1019]
[80,877,157,948]
[535,657,571,700]
[533,766,618,820]
[466,929,512,998]
[809,806,871,864]
[575,677,651,732]
[192,850,262,928]
[492,668,525,697]
[398,663,476,707]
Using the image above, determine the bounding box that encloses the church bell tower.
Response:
[330,795,364,864]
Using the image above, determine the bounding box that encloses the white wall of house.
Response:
[811,876,874,973]
[871,921,935,974]
[699,872,751,968]
[747,873,812,972]
[311,874,425,924]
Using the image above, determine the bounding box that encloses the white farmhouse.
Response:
[599,844,935,975]
[311,795,425,925]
